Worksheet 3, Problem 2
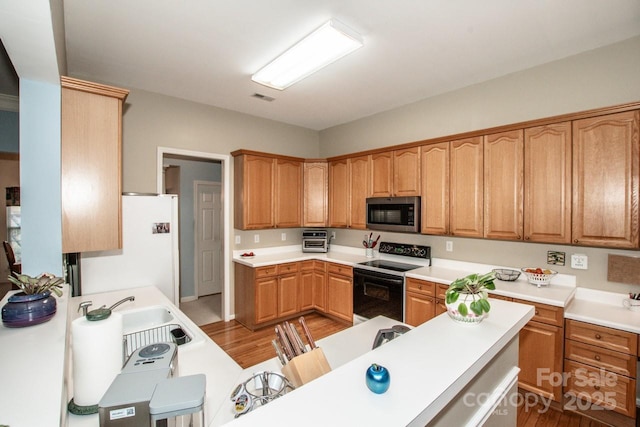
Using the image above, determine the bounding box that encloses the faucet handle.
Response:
[78,301,92,316]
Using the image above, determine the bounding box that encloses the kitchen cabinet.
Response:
[326,263,353,323]
[61,76,129,253]
[435,283,448,315]
[300,260,326,312]
[512,298,564,403]
[234,262,302,330]
[232,151,303,230]
[303,161,328,227]
[523,122,572,244]
[348,155,371,229]
[564,319,638,426]
[275,158,302,228]
[404,278,436,326]
[420,142,450,235]
[483,130,523,240]
[328,159,349,227]
[371,147,421,197]
[572,110,640,248]
[450,137,484,238]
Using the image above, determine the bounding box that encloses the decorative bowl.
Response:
[521,268,557,287]
[492,268,520,281]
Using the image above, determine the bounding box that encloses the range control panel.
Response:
[378,242,431,261]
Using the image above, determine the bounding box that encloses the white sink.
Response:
[121,305,174,334]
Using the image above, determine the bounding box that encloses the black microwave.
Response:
[366,196,420,233]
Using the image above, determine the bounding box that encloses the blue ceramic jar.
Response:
[2,291,57,327]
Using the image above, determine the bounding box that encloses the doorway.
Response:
[157,147,232,323]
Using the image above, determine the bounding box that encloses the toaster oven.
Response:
[302,229,329,253]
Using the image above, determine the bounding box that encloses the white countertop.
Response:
[565,287,640,334]
[0,285,71,427]
[234,245,577,308]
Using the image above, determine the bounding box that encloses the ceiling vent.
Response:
[251,93,275,102]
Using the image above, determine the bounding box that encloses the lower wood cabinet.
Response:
[405,278,436,326]
[326,263,353,323]
[300,260,327,312]
[563,319,638,426]
[511,298,564,404]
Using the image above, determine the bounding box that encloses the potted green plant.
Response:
[2,273,64,327]
[445,271,496,324]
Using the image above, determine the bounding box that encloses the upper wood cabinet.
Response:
[303,161,328,227]
[233,151,303,230]
[420,142,450,235]
[572,111,640,248]
[61,77,129,253]
[328,159,349,227]
[275,158,302,228]
[234,153,275,229]
[483,130,524,240]
[371,147,421,197]
[349,155,371,229]
[450,137,484,238]
[523,122,572,244]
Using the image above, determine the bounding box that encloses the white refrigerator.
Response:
[80,194,180,305]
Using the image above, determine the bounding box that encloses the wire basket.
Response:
[492,268,520,281]
[123,323,191,359]
[521,268,557,287]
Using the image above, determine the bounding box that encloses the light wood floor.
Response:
[201,314,614,427]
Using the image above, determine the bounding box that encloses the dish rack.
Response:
[123,323,191,359]
[492,268,520,281]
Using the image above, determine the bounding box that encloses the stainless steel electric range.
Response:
[353,242,431,323]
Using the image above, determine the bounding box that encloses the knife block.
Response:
[281,348,331,388]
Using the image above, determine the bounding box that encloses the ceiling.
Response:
[61,1,640,130]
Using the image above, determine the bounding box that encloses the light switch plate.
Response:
[235,235,241,244]
[571,254,588,269]
[254,234,260,243]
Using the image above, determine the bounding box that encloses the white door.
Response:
[195,181,222,296]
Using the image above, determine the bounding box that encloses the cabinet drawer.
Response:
[327,263,352,277]
[565,340,637,377]
[566,319,638,355]
[489,294,513,302]
[436,284,449,300]
[277,262,299,275]
[300,260,314,271]
[512,298,563,327]
[405,278,435,297]
[313,260,327,272]
[255,265,278,278]
[564,359,636,417]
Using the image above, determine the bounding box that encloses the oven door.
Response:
[353,268,404,322]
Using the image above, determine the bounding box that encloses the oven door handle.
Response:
[353,270,404,287]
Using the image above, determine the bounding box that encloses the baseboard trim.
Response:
[181,295,198,303]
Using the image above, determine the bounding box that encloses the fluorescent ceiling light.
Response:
[252,19,363,90]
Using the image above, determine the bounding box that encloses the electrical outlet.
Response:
[571,254,588,270]
[281,232,286,241]
[446,241,453,252]
[235,235,241,244]
[331,231,336,239]
[254,234,260,243]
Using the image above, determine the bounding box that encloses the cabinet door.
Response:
[303,161,328,227]
[421,142,450,235]
[405,293,435,326]
[524,122,572,244]
[312,266,327,312]
[299,269,314,312]
[255,277,278,324]
[328,160,349,227]
[61,78,128,253]
[370,152,393,197]
[235,154,274,229]
[327,273,353,323]
[518,320,563,402]
[572,111,640,248]
[349,155,371,229]
[278,273,299,318]
[393,147,421,196]
[450,137,484,237]
[484,130,523,240]
[275,159,302,228]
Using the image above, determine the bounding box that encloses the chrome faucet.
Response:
[108,296,135,311]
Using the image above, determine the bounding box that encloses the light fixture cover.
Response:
[252,19,363,90]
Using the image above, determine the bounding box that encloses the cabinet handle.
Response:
[574,239,579,243]
[594,385,600,391]
[524,236,530,240]
[594,355,601,361]
[535,310,539,315]
[595,334,602,340]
